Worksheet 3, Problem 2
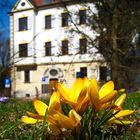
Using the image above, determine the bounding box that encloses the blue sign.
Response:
[42,77,47,84]
[76,72,84,78]
[42,77,46,82]
[4,78,10,88]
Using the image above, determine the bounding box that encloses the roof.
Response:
[9,0,72,14]
[29,0,62,6]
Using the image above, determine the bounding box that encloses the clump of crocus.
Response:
[22,91,81,135]
[21,77,135,139]
[0,97,9,103]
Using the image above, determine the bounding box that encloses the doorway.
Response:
[49,79,58,95]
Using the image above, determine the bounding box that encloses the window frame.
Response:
[19,43,28,57]
[79,38,87,54]
[61,12,69,27]
[19,17,28,31]
[45,42,52,56]
[45,15,51,29]
[61,40,68,55]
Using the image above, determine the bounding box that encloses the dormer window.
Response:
[19,17,28,31]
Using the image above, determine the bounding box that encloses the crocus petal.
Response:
[90,78,99,95]
[48,123,60,135]
[99,81,114,99]
[118,89,125,93]
[88,78,99,109]
[72,78,85,101]
[33,99,48,116]
[49,91,61,112]
[76,87,87,109]
[53,113,75,129]
[83,77,90,87]
[109,110,134,121]
[79,99,89,114]
[69,109,82,125]
[76,95,89,113]
[26,111,43,120]
[47,113,58,125]
[99,102,114,111]
[115,93,126,107]
[100,90,117,104]
[57,83,75,104]
[108,119,134,125]
[21,116,38,124]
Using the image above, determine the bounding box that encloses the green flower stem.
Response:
[79,107,93,139]
[41,109,48,140]
[91,108,120,140]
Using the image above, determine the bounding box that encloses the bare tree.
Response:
[61,0,140,90]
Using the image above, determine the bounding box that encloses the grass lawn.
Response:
[0,92,140,140]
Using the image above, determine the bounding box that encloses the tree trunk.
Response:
[111,9,120,88]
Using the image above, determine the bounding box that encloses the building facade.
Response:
[9,0,108,98]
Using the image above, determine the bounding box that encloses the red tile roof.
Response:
[32,0,43,6]
[30,0,62,6]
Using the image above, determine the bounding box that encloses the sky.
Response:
[0,0,56,38]
[0,0,16,38]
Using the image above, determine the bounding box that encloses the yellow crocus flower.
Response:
[21,99,48,124]
[21,91,81,135]
[56,77,90,113]
[108,110,134,125]
[88,78,117,112]
[107,93,134,125]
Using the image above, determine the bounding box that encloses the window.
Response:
[79,38,87,54]
[50,69,58,76]
[79,10,86,24]
[61,13,68,27]
[24,70,30,83]
[45,15,51,29]
[62,40,68,55]
[42,84,50,93]
[19,17,28,31]
[19,43,28,57]
[100,66,107,81]
[45,42,51,56]
[80,67,87,77]
[76,67,87,78]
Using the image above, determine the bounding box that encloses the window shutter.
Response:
[30,70,33,82]
[42,16,45,29]
[52,15,55,28]
[21,71,24,83]
[28,16,32,30]
[28,43,32,57]
[14,19,18,32]
[14,44,19,58]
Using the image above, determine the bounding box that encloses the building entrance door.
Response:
[49,79,58,95]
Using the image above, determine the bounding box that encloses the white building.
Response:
[9,0,107,98]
